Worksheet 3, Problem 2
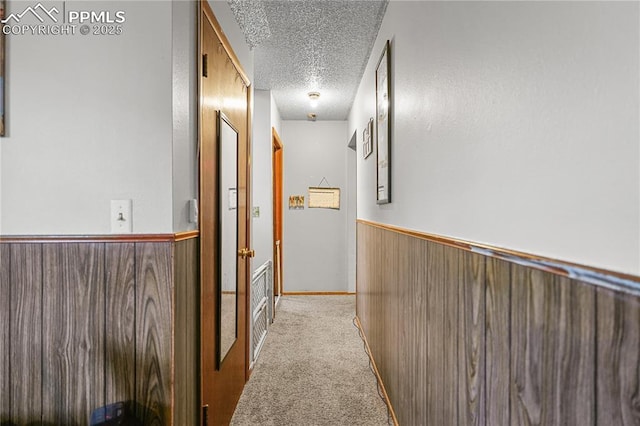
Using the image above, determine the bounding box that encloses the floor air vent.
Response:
[250,260,272,367]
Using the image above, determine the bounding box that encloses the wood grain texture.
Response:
[175,241,188,426]
[357,219,640,295]
[426,241,445,425]
[356,223,400,422]
[554,277,595,425]
[3,239,190,425]
[135,243,173,426]
[200,4,251,423]
[396,232,417,425]
[105,243,136,407]
[185,239,200,426]
[357,221,636,426]
[510,265,595,425]
[410,237,429,425]
[443,245,460,425]
[0,244,10,422]
[458,250,485,426]
[485,258,511,425]
[510,265,549,426]
[174,238,200,426]
[10,244,43,424]
[597,287,640,425]
[381,229,399,405]
[42,243,105,425]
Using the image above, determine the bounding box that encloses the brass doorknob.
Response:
[238,248,255,258]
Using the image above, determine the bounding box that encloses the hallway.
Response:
[231,296,389,425]
[1,1,639,424]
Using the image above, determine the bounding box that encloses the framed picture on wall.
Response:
[375,40,391,204]
[363,118,373,159]
[1,0,5,136]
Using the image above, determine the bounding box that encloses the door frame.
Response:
[272,127,283,309]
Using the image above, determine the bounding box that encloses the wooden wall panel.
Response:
[370,226,383,365]
[10,244,43,424]
[135,242,173,425]
[381,230,399,404]
[186,239,200,426]
[485,258,510,425]
[1,238,190,425]
[443,245,460,424]
[510,266,595,425]
[396,233,420,425]
[363,225,382,368]
[510,266,551,425]
[357,221,639,426]
[426,242,445,425]
[105,243,136,407]
[410,237,429,425]
[0,244,10,422]
[42,243,105,425]
[458,250,485,426]
[175,241,188,426]
[556,277,595,425]
[174,238,200,426]
[597,288,640,425]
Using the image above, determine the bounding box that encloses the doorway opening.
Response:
[272,127,283,311]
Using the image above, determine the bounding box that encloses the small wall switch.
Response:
[111,199,132,234]
[253,206,260,218]
[189,199,199,224]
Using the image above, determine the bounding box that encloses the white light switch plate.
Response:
[111,199,132,233]
[189,199,198,224]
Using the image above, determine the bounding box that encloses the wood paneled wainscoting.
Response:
[0,234,199,425]
[356,220,640,426]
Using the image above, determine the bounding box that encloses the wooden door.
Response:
[200,2,252,424]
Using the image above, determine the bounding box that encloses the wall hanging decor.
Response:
[363,117,373,159]
[376,40,391,204]
[308,187,340,210]
[288,195,305,209]
[308,177,340,210]
[1,0,5,136]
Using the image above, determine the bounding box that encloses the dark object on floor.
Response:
[90,401,142,426]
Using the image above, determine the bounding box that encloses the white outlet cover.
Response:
[111,199,132,234]
[189,199,199,224]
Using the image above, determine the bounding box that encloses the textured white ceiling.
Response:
[229,0,388,120]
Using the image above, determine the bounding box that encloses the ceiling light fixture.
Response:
[308,91,320,108]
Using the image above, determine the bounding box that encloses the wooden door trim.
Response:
[272,127,283,300]
[272,126,283,149]
[245,85,253,382]
[201,1,250,87]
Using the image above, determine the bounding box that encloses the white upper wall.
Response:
[271,94,282,136]
[172,0,199,232]
[1,1,174,235]
[0,0,254,235]
[252,90,274,270]
[251,90,281,273]
[349,1,640,275]
[282,120,349,292]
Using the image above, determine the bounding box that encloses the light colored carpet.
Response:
[231,295,390,426]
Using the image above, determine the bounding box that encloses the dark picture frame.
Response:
[1,0,5,136]
[375,40,391,204]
